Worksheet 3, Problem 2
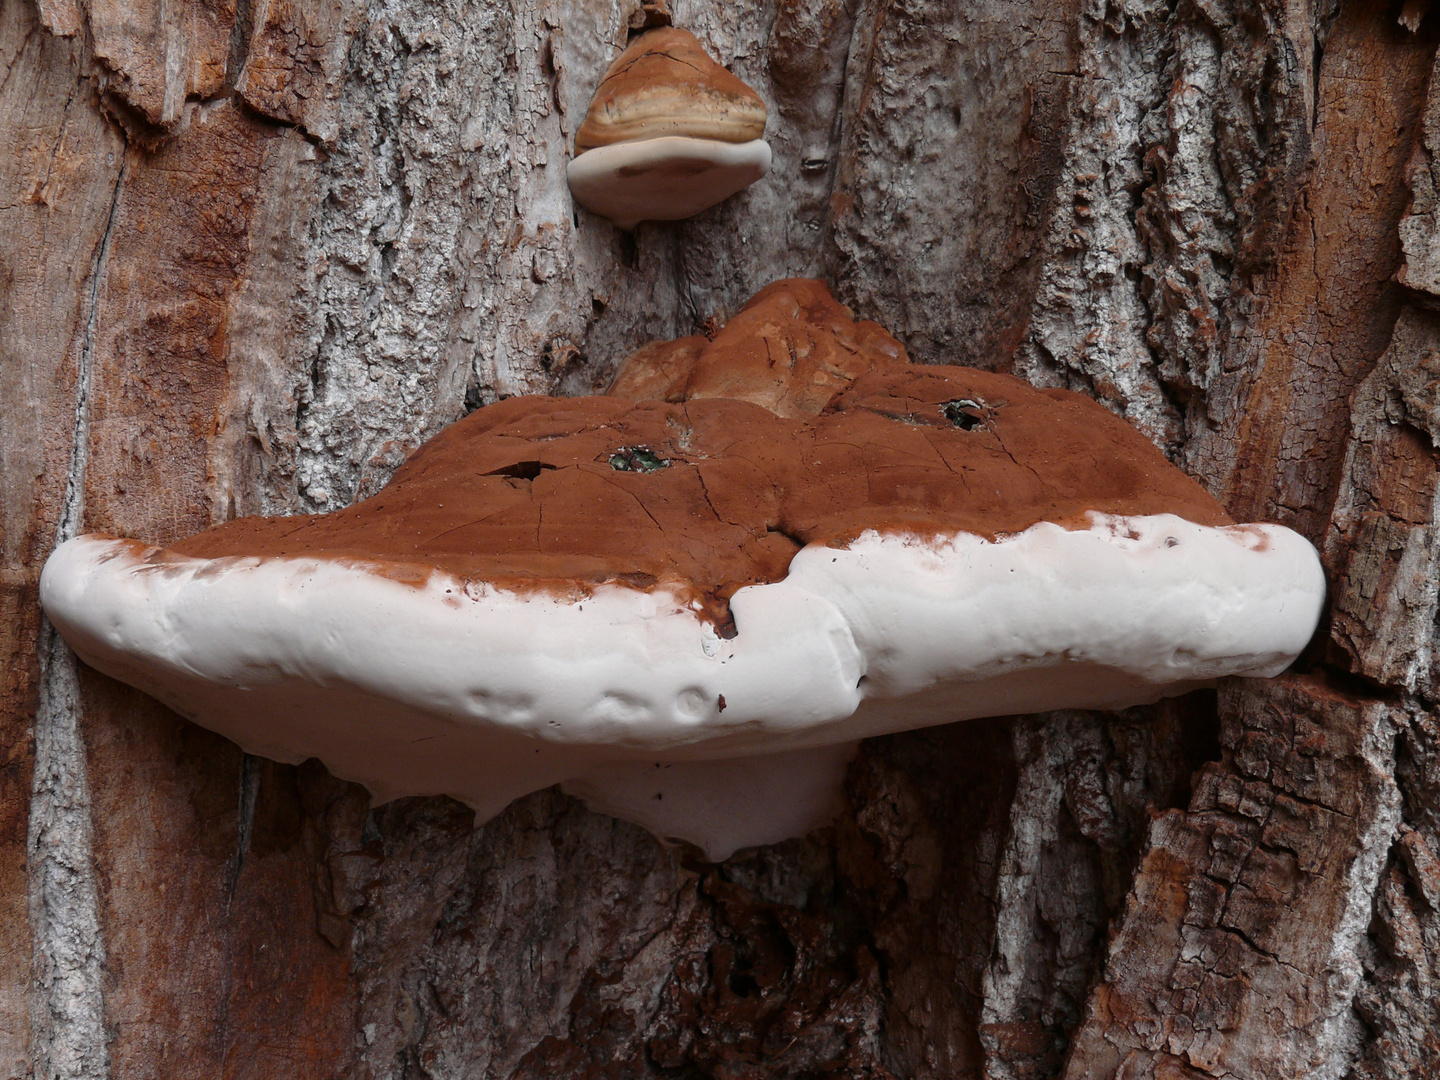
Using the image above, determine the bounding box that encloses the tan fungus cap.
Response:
[574,27,767,152]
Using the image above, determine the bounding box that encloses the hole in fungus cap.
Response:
[941,398,990,431]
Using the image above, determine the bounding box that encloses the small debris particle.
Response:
[717,694,727,712]
[609,445,670,472]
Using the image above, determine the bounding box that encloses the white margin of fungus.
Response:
[566,135,772,229]
[40,513,1326,860]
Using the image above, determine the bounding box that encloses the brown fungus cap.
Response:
[574,27,767,153]
[173,283,1228,627]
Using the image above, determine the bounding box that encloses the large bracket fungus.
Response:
[41,280,1326,861]
[566,26,771,230]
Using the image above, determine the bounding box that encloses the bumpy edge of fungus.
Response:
[41,513,1325,861]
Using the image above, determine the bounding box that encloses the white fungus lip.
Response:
[40,512,1324,860]
[566,136,772,230]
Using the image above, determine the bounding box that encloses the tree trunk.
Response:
[3,0,1439,1076]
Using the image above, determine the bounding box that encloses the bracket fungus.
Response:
[41,280,1326,861]
[566,26,771,229]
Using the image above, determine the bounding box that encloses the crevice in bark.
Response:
[66,165,125,527]
[28,631,109,1080]
[228,90,328,150]
[26,156,126,1080]
[225,0,257,95]
[225,753,263,909]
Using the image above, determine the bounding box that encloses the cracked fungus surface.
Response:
[170,362,1231,627]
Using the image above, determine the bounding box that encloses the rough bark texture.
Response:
[5,0,1440,1077]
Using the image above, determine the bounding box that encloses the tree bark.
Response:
[3,0,1439,1077]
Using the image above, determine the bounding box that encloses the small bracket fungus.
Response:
[41,280,1326,862]
[567,27,771,229]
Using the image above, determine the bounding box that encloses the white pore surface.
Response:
[564,742,859,859]
[40,514,1325,860]
[566,136,772,229]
